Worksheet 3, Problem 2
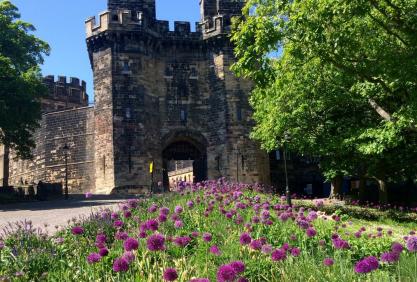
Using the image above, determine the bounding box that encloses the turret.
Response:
[108,0,156,21]
[200,0,245,39]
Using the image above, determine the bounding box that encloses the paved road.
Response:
[0,196,129,235]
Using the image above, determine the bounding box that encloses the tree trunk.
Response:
[330,175,343,199]
[2,146,9,187]
[376,177,389,204]
[358,175,366,203]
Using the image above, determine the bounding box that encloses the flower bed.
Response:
[0,181,416,281]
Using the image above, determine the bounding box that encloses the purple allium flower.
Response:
[146,219,159,231]
[217,264,237,282]
[122,251,135,264]
[391,242,404,253]
[291,247,301,257]
[239,233,252,245]
[160,207,170,215]
[124,238,139,251]
[123,210,132,218]
[187,201,194,209]
[323,258,334,266]
[99,248,109,257]
[113,220,124,228]
[306,227,317,238]
[296,219,309,230]
[111,212,119,220]
[381,252,400,263]
[174,205,183,214]
[115,231,129,241]
[354,256,379,274]
[203,233,212,242]
[332,238,350,250]
[230,261,245,274]
[249,239,263,251]
[252,216,260,223]
[71,226,84,235]
[209,245,221,256]
[354,231,362,238]
[148,204,158,213]
[406,236,417,252]
[87,253,101,264]
[139,231,147,238]
[158,214,168,223]
[147,234,166,251]
[191,231,200,238]
[174,220,184,229]
[96,234,106,244]
[271,249,286,261]
[85,192,93,199]
[173,236,191,247]
[282,243,290,251]
[262,244,273,254]
[163,268,178,281]
[113,257,129,272]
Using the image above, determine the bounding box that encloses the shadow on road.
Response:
[0,194,140,212]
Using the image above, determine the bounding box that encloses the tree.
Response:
[231,0,417,202]
[0,1,50,159]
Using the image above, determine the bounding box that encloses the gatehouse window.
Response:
[122,61,130,74]
[125,108,131,119]
[180,109,187,123]
[236,105,243,121]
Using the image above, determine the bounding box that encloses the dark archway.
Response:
[162,139,207,191]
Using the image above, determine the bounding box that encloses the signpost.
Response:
[149,161,154,197]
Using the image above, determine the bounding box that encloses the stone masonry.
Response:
[85,0,271,194]
[3,1,323,195]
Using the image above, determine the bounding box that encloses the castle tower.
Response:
[86,0,270,194]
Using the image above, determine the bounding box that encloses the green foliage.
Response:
[0,0,50,159]
[231,0,417,183]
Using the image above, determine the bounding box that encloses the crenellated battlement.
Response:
[42,75,88,112]
[86,10,202,40]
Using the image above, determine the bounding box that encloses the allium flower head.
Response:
[406,236,417,252]
[174,220,184,229]
[163,268,178,281]
[113,220,123,228]
[209,245,221,256]
[187,201,194,208]
[332,238,350,250]
[249,239,263,250]
[112,257,129,272]
[160,207,170,215]
[146,219,159,231]
[124,237,139,251]
[71,226,84,235]
[148,203,158,213]
[271,248,286,261]
[147,234,166,251]
[217,264,237,282]
[174,205,183,214]
[202,233,212,242]
[99,248,109,257]
[381,252,400,263]
[230,261,245,273]
[323,258,334,266]
[239,233,252,246]
[87,253,101,264]
[261,244,273,254]
[96,234,106,244]
[354,256,379,274]
[306,227,317,238]
[122,251,135,264]
[173,236,191,247]
[391,242,404,253]
[291,247,301,257]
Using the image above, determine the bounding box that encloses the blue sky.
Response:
[11,0,201,103]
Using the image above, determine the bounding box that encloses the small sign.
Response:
[149,162,154,174]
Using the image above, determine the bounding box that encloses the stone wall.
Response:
[8,107,95,193]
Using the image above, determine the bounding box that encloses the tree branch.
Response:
[368,98,393,121]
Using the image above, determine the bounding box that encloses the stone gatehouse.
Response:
[1,0,277,194]
[1,1,324,195]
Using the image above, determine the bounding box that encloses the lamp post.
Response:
[63,143,69,200]
[283,133,292,206]
[236,148,241,183]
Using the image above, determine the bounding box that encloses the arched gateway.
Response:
[87,0,271,194]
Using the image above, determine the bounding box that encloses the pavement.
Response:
[0,195,131,235]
